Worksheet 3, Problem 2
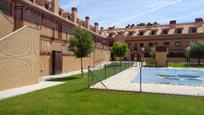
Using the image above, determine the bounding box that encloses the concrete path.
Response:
[91,66,204,96]
[0,81,64,100]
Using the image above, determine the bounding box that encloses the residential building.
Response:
[102,19,204,61]
[0,0,110,90]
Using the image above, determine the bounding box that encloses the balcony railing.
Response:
[0,1,12,16]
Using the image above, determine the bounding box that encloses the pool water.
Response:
[133,67,204,86]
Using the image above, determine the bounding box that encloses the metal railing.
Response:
[88,67,108,89]
[0,1,12,16]
[88,61,134,88]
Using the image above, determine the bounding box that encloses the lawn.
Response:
[1,62,204,115]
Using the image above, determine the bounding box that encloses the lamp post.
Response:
[139,47,145,92]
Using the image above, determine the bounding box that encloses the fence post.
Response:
[88,66,90,88]
[128,61,130,68]
[120,62,122,72]
[125,61,127,69]
[104,64,107,79]
[140,62,143,92]
[114,62,116,74]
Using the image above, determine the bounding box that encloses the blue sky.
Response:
[60,0,204,28]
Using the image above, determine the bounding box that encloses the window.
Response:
[118,32,123,35]
[128,31,134,36]
[189,27,197,33]
[164,42,170,46]
[44,4,49,10]
[134,43,137,51]
[68,16,71,20]
[140,43,144,47]
[188,41,191,45]
[151,30,157,35]
[162,29,169,35]
[62,44,69,54]
[139,31,144,36]
[175,28,183,34]
[175,41,181,47]
[149,42,153,47]
[154,42,158,46]
[128,43,132,49]
[59,11,62,16]
[66,32,69,41]
[109,33,113,37]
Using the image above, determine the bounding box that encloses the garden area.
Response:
[1,62,204,115]
[168,62,204,68]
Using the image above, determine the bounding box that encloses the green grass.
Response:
[1,62,204,115]
[168,62,204,68]
[144,61,156,67]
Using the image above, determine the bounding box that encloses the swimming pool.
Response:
[133,68,204,86]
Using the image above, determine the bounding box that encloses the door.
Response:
[52,51,63,75]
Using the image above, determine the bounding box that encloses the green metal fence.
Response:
[88,61,134,88]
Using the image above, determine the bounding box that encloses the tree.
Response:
[137,23,146,26]
[68,26,94,77]
[184,47,191,63]
[190,41,204,65]
[148,47,156,67]
[112,42,128,61]
[149,47,156,59]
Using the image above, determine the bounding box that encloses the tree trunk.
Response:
[198,57,201,65]
[120,56,122,62]
[81,57,84,77]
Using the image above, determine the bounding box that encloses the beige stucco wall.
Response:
[0,26,40,91]
[0,11,13,38]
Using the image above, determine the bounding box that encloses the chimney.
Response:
[71,7,77,23]
[35,0,45,7]
[195,18,203,26]
[85,16,90,29]
[94,22,99,33]
[170,20,176,28]
[51,0,59,14]
[195,18,203,23]
[170,20,176,25]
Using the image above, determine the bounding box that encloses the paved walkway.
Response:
[0,81,64,100]
[91,66,204,96]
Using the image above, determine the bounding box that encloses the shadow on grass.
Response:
[48,76,82,82]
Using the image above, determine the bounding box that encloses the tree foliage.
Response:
[137,23,146,26]
[149,47,156,59]
[190,41,204,65]
[112,42,128,60]
[68,26,94,76]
